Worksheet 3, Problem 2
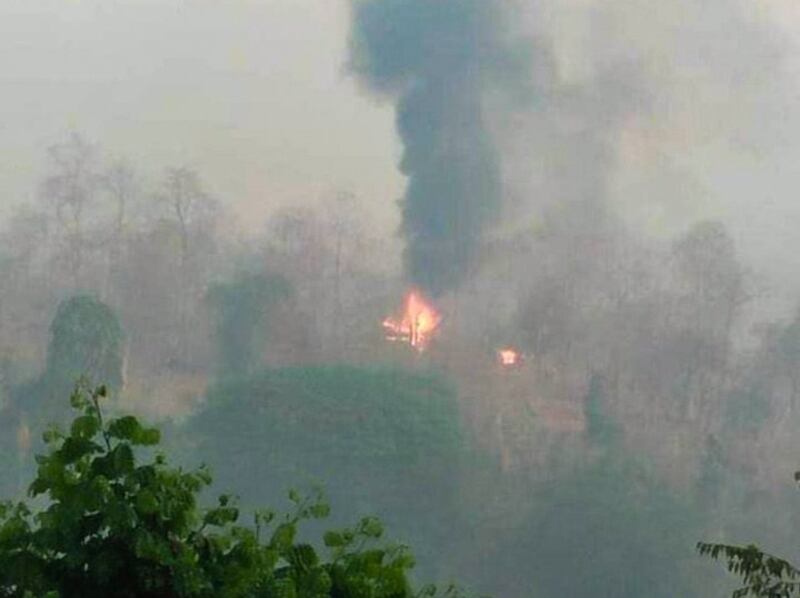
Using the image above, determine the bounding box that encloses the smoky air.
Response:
[0,0,799,596]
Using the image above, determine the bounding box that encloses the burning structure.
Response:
[497,347,522,368]
[382,289,442,352]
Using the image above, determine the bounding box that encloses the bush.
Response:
[185,366,466,583]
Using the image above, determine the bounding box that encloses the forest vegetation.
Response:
[3,0,800,594]
[1,133,800,596]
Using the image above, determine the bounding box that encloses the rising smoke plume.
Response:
[349,0,531,296]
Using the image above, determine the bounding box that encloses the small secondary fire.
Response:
[497,347,522,367]
[382,290,442,352]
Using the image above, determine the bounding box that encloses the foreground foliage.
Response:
[699,472,800,597]
[697,542,800,597]
[0,384,464,597]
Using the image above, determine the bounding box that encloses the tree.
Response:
[0,204,50,364]
[583,371,620,450]
[479,448,704,598]
[7,294,124,435]
[157,168,216,269]
[206,273,292,378]
[672,221,745,321]
[40,133,99,287]
[0,384,466,597]
[156,167,218,366]
[44,295,125,394]
[0,296,126,498]
[698,541,800,597]
[671,221,747,384]
[699,467,800,597]
[101,161,137,240]
[98,160,139,302]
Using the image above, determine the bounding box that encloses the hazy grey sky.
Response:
[3,0,800,306]
[0,0,402,231]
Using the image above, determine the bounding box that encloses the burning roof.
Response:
[382,289,442,352]
[497,347,522,368]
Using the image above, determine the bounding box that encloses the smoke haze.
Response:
[3,1,800,597]
[502,0,800,311]
[2,0,800,307]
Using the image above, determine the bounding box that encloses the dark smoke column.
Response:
[350,0,528,296]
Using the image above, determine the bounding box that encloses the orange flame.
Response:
[382,290,442,352]
[497,347,521,367]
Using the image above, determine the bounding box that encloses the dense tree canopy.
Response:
[188,366,463,491]
[185,366,466,581]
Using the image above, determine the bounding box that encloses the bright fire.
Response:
[382,290,442,352]
[497,347,521,367]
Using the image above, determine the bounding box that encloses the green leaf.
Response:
[270,522,297,552]
[70,414,100,439]
[137,428,161,446]
[203,506,240,527]
[70,387,90,410]
[42,427,64,445]
[110,443,135,475]
[59,436,100,464]
[136,490,159,515]
[359,516,383,539]
[289,543,318,570]
[107,416,161,446]
[107,416,141,441]
[309,502,330,519]
[323,531,345,547]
